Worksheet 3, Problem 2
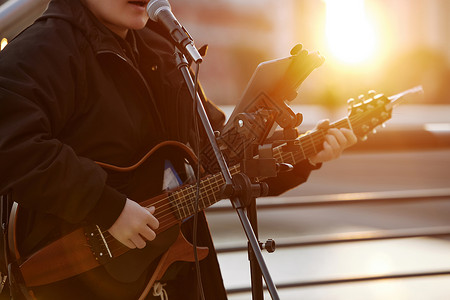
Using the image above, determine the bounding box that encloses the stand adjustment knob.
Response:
[261,239,276,253]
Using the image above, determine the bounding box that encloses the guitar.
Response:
[7,86,422,294]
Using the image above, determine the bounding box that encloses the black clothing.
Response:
[0,0,317,298]
[0,0,225,298]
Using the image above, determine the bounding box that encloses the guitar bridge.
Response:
[84,225,113,264]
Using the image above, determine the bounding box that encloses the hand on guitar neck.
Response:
[308,119,357,165]
[107,198,160,249]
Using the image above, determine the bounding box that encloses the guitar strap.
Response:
[15,205,63,263]
[0,193,35,300]
[0,194,10,277]
[0,193,10,296]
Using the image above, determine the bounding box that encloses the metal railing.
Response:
[206,129,450,296]
[208,188,450,295]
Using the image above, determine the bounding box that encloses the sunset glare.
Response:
[324,0,377,65]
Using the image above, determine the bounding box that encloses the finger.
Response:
[146,206,156,214]
[122,239,137,249]
[315,119,330,130]
[325,133,339,153]
[145,211,159,229]
[149,217,159,230]
[328,128,347,148]
[319,141,333,161]
[130,235,147,249]
[140,226,157,242]
[311,141,331,163]
[324,140,337,159]
[341,128,357,146]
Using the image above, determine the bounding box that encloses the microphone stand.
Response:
[174,50,280,300]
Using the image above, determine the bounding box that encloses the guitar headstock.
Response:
[347,90,392,140]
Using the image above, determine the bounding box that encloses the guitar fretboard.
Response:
[168,117,352,220]
[275,118,351,165]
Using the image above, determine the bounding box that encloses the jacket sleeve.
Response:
[258,129,321,196]
[0,26,125,229]
[263,159,321,196]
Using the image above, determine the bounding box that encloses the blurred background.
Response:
[1,0,449,107]
[1,0,449,299]
[169,0,450,108]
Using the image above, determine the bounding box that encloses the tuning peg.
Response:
[372,129,377,134]
[347,98,355,111]
[375,95,388,107]
[358,94,366,102]
[368,90,377,97]
[371,118,379,125]
[381,123,386,128]
[361,135,368,141]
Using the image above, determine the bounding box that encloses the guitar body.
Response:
[8,141,210,299]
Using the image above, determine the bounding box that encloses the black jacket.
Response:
[0,0,227,298]
[0,0,316,298]
[0,0,225,237]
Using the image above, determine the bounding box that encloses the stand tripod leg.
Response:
[233,198,280,300]
[247,198,263,300]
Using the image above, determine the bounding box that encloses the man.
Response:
[0,0,356,299]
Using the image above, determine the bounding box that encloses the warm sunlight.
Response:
[324,0,377,65]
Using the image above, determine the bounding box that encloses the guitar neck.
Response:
[167,117,353,221]
[273,117,352,166]
[170,87,416,221]
[164,165,239,220]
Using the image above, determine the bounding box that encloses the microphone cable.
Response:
[191,61,206,300]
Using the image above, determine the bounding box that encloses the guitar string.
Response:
[170,109,378,223]
[100,160,236,248]
[100,109,381,251]
[100,116,363,250]
[101,174,228,246]
[101,182,226,252]
[100,116,361,249]
[100,135,321,249]
[101,164,241,243]
[132,113,362,226]
[99,117,362,250]
[102,145,368,251]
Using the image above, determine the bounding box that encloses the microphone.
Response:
[147,0,202,63]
